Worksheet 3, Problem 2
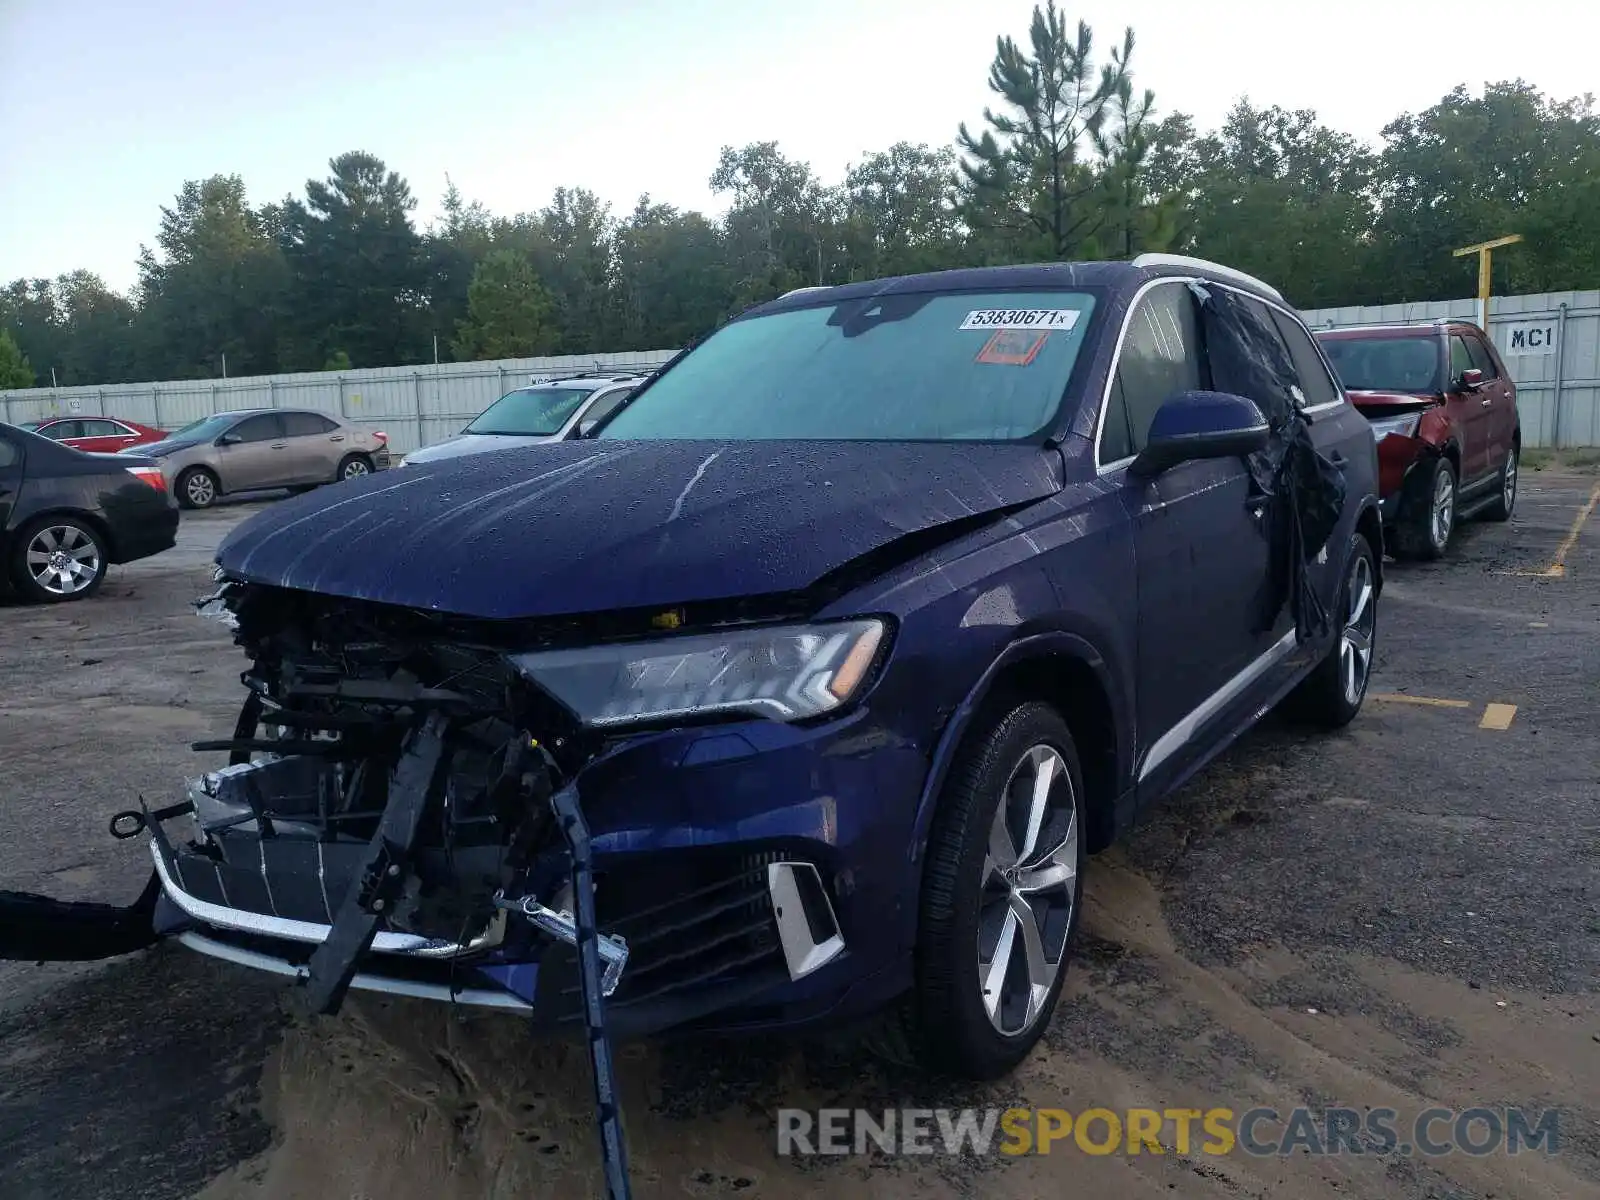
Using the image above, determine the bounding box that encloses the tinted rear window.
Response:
[1319,334,1442,394]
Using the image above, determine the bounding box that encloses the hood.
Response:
[127,436,202,458]
[404,431,559,464]
[216,439,1064,620]
[1347,390,1442,415]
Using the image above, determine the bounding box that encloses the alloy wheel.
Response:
[25,525,102,596]
[342,459,370,480]
[1431,469,1455,550]
[977,744,1078,1037]
[1503,450,1518,511]
[186,472,216,506]
[1340,552,1376,707]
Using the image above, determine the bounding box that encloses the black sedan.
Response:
[0,423,180,602]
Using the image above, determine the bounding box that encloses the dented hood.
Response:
[215,440,1063,619]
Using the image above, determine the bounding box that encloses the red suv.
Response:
[1316,322,1519,559]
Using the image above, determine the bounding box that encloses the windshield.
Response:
[465,386,598,436]
[598,290,1098,441]
[1319,334,1442,394]
[171,413,243,440]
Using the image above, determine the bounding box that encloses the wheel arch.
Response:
[910,632,1132,867]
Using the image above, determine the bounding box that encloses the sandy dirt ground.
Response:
[2,473,1597,1200]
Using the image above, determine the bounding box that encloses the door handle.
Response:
[1480,397,1493,407]
[270,442,288,449]
[1328,451,1348,467]
[329,435,345,442]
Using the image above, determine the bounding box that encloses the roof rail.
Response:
[778,285,829,299]
[1131,253,1285,303]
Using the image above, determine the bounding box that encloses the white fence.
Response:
[1302,290,1600,449]
[0,351,679,455]
[5,288,1599,450]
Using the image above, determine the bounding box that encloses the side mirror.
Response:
[217,432,242,446]
[1457,367,1484,391]
[575,419,598,439]
[1128,391,1270,478]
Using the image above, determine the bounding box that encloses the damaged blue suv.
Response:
[6,255,1381,1086]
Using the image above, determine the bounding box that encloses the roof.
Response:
[749,255,1286,318]
[1316,323,1463,339]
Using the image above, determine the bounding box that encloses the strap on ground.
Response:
[550,779,633,1200]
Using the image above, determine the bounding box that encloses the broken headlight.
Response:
[507,619,886,727]
[1367,413,1422,441]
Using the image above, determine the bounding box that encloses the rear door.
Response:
[279,411,344,483]
[1465,330,1515,472]
[68,419,131,453]
[0,432,21,536]
[216,413,285,491]
[1264,303,1374,609]
[1100,280,1278,795]
[1446,333,1493,483]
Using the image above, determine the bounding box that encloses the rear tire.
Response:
[8,516,109,603]
[337,454,373,482]
[1391,455,1455,560]
[176,467,220,510]
[1284,532,1377,729]
[1482,443,1518,522]
[872,700,1086,1080]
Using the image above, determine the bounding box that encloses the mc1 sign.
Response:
[1499,320,1559,356]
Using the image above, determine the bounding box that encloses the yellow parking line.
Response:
[1369,693,1472,708]
[1506,481,1600,578]
[1479,703,1518,731]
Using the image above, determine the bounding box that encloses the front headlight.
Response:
[1367,413,1421,441]
[508,619,887,727]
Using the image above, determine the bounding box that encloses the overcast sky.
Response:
[1,0,1592,293]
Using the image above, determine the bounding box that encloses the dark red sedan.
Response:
[19,416,168,454]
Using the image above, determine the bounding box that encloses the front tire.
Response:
[885,701,1086,1080]
[1483,443,1518,522]
[176,467,220,510]
[9,517,109,602]
[1284,531,1378,728]
[1392,455,1455,561]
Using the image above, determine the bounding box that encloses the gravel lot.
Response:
[2,473,1597,1200]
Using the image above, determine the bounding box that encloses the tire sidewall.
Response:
[10,517,108,603]
[916,701,1087,1078]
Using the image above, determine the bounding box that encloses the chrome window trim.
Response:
[1093,274,1345,475]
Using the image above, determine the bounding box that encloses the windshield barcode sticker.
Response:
[961,308,1080,331]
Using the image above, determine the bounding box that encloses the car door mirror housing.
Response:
[1128,390,1271,478]
[217,432,242,446]
[1457,367,1484,391]
[575,419,599,439]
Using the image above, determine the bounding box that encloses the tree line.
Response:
[3,1,1598,391]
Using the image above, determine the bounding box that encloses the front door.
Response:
[216,413,286,491]
[1446,333,1494,483]
[1466,331,1516,473]
[1100,281,1279,795]
[66,419,132,454]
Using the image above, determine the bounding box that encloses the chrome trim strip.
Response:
[766,861,845,981]
[150,839,499,959]
[176,932,533,1012]
[1138,630,1299,783]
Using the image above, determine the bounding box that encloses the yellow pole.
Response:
[1453,235,1522,332]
